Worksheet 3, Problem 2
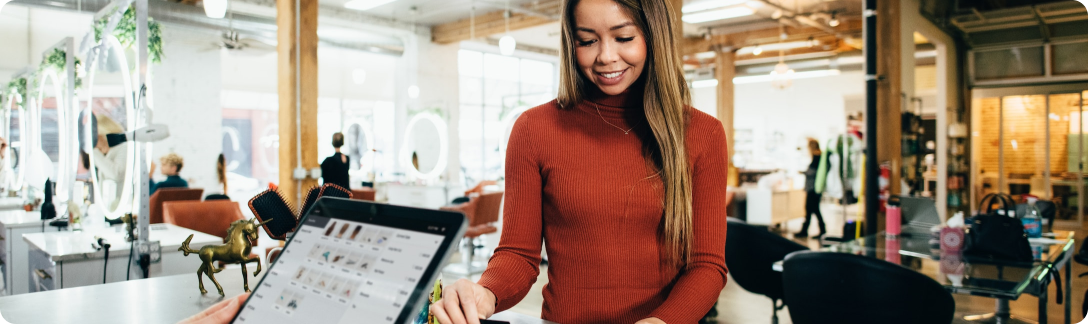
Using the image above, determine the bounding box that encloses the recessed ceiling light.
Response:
[682,6,755,24]
[344,0,397,11]
[682,0,747,14]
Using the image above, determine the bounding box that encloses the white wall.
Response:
[732,72,865,172]
[149,27,223,192]
[0,6,93,79]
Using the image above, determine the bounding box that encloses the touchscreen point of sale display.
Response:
[232,198,467,324]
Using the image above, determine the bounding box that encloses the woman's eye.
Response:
[617,37,635,43]
[577,39,597,47]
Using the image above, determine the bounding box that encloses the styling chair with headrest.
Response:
[782,251,955,324]
[725,219,808,323]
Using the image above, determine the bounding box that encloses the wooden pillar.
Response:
[715,50,738,187]
[876,0,902,197]
[277,0,319,206]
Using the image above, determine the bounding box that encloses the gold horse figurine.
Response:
[179,218,272,295]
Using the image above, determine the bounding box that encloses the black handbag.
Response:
[963,193,1034,263]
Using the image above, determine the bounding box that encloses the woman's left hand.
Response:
[635,318,665,324]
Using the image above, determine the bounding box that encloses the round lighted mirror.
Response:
[81,36,137,219]
[400,113,448,180]
[33,69,65,198]
[3,92,23,192]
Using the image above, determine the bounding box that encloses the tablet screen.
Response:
[234,214,446,324]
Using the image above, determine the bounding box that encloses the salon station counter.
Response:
[0,270,558,324]
[0,210,54,295]
[0,198,24,211]
[22,223,222,292]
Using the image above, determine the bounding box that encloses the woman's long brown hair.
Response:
[556,0,693,266]
[217,153,228,194]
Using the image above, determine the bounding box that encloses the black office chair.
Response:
[782,251,955,324]
[1073,238,1088,315]
[725,220,808,324]
[204,194,230,201]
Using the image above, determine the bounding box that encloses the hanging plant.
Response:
[5,77,27,110]
[41,48,83,89]
[409,106,446,120]
[93,4,164,64]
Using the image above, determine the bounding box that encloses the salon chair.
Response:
[351,188,376,201]
[149,188,204,224]
[782,251,955,324]
[163,200,245,239]
[163,200,259,266]
[725,220,808,324]
[441,190,503,275]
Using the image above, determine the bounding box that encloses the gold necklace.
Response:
[592,102,634,135]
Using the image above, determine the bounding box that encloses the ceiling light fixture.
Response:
[771,9,783,19]
[752,44,763,56]
[682,0,748,13]
[0,0,11,13]
[808,36,817,48]
[343,0,397,11]
[499,0,516,56]
[682,6,755,24]
[829,12,840,27]
[203,0,228,19]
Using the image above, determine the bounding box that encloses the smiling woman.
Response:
[431,0,729,324]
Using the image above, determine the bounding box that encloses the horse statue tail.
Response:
[178,234,197,256]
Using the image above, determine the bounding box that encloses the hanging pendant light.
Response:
[770,50,794,90]
[203,0,229,19]
[0,0,12,13]
[499,0,517,56]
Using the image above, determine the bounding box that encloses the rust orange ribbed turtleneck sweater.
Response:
[477,88,729,324]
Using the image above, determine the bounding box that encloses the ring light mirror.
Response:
[36,69,69,201]
[346,122,375,175]
[3,92,23,192]
[82,36,137,220]
[400,112,448,180]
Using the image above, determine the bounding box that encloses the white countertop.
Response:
[23,223,222,262]
[0,210,45,229]
[0,197,24,210]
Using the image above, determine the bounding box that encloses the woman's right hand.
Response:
[429,278,497,324]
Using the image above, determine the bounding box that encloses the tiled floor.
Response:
[444,202,1088,323]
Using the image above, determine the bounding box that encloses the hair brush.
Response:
[248,189,298,240]
[298,185,325,220]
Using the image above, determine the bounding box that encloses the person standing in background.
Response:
[797,138,827,237]
[320,133,350,189]
[92,114,128,200]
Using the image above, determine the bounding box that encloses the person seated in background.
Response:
[320,132,350,189]
[204,153,230,200]
[149,153,188,195]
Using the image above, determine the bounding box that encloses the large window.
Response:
[458,50,556,185]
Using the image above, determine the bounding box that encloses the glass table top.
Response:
[775,231,1075,299]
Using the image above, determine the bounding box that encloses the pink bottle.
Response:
[886,197,902,237]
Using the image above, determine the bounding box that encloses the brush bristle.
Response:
[248,189,300,240]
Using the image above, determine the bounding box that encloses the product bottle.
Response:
[885,196,901,237]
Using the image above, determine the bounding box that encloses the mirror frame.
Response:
[3,91,25,191]
[31,38,80,206]
[400,112,448,181]
[81,35,139,220]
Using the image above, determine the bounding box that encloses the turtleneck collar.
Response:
[582,84,643,119]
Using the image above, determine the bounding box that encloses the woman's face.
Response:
[573,0,647,96]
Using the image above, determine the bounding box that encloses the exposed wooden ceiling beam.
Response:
[431,0,563,44]
[432,9,555,44]
[681,19,862,56]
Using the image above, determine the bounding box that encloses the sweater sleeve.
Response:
[476,114,543,313]
[649,121,730,324]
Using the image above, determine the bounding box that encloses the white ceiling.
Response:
[320,0,548,26]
